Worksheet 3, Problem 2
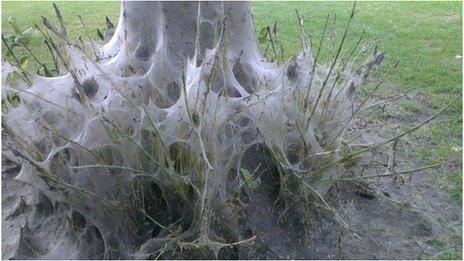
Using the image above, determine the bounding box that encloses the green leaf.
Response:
[239,168,251,179]
[20,28,34,44]
[239,168,261,189]
[10,41,20,48]
[5,50,13,59]
[19,55,28,67]
[8,16,21,34]
[4,34,16,42]
[103,122,120,143]
[4,34,20,48]
[248,177,261,189]
[7,91,20,107]
[96,28,104,41]
[258,27,268,44]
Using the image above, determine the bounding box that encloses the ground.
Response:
[1,1,462,259]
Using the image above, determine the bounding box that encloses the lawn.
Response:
[2,0,461,201]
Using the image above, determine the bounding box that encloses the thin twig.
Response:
[8,87,75,113]
[78,15,99,60]
[320,2,357,120]
[318,162,441,184]
[139,208,166,229]
[295,9,307,49]
[266,26,277,59]
[361,91,414,112]
[43,38,60,74]
[52,3,68,39]
[312,96,458,175]
[19,41,50,76]
[210,235,257,247]
[328,60,399,148]
[302,14,330,130]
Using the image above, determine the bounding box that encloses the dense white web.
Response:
[2,2,383,259]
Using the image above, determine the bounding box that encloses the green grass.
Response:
[1,1,120,72]
[2,1,461,202]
